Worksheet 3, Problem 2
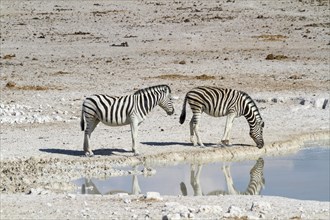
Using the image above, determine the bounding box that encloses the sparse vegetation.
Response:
[147,74,219,81]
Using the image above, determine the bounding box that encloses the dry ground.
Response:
[0,0,329,219]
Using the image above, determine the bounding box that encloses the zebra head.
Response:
[250,120,264,149]
[158,86,175,115]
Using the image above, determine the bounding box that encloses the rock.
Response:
[145,192,163,201]
[163,202,190,219]
[228,205,242,215]
[124,198,131,204]
[164,213,181,220]
[250,201,271,212]
[223,205,244,218]
[66,194,76,199]
[198,205,222,214]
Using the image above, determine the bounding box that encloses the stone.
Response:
[198,205,222,214]
[250,201,271,212]
[228,205,242,215]
[145,192,163,201]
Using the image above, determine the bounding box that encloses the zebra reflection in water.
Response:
[80,166,141,195]
[180,158,265,196]
[80,175,141,195]
[79,159,265,196]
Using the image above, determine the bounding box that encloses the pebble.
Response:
[124,198,131,204]
[145,192,163,201]
[0,102,78,124]
[223,205,244,218]
[198,205,222,213]
[66,194,76,199]
[250,201,271,212]
[164,213,181,220]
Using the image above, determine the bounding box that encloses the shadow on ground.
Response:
[39,148,131,156]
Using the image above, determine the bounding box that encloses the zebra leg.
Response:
[130,119,140,156]
[83,118,100,157]
[221,113,236,146]
[189,118,197,146]
[191,113,204,147]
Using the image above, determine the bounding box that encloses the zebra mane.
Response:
[133,85,171,95]
[240,91,263,121]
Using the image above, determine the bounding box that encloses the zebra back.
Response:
[183,86,263,126]
[82,94,134,125]
[82,85,173,126]
[133,84,171,96]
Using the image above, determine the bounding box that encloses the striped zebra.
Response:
[179,86,264,148]
[81,85,175,156]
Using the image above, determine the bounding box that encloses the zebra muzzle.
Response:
[167,109,174,115]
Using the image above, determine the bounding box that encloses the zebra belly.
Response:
[203,109,227,118]
[101,119,131,127]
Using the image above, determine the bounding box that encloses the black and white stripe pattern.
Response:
[180,86,264,148]
[81,85,174,156]
[222,158,265,195]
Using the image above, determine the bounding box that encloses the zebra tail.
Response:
[179,95,187,124]
[80,108,85,131]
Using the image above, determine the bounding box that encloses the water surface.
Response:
[73,145,330,201]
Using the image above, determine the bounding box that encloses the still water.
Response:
[73,145,330,201]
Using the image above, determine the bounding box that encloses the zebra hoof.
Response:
[84,151,94,157]
[133,152,140,156]
[221,140,229,146]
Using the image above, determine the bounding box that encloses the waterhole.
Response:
[73,142,329,201]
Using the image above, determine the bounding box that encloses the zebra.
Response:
[179,86,264,148]
[80,166,142,195]
[80,85,175,156]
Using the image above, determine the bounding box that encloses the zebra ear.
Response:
[261,121,265,128]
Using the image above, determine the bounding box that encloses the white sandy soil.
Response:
[0,0,329,219]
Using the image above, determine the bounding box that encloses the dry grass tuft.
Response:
[266,54,288,60]
[254,34,288,41]
[2,54,16,59]
[5,81,61,91]
[148,73,218,81]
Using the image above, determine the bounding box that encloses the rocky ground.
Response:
[0,0,329,219]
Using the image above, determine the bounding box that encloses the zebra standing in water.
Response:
[81,85,175,156]
[180,86,264,148]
